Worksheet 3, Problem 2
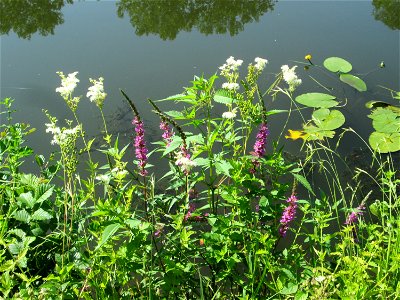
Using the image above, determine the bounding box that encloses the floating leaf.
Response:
[295,93,338,108]
[369,132,400,153]
[368,107,400,133]
[323,57,352,73]
[303,124,335,140]
[340,74,367,92]
[366,101,400,114]
[312,109,345,130]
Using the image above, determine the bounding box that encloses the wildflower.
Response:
[222,82,240,91]
[250,122,269,172]
[305,54,312,61]
[279,194,298,237]
[56,71,79,99]
[222,108,237,119]
[184,203,196,221]
[87,77,107,108]
[160,121,174,146]
[219,56,243,72]
[45,123,80,146]
[345,204,365,225]
[199,239,205,246]
[285,129,307,141]
[281,65,302,92]
[175,145,196,175]
[132,117,148,176]
[254,57,268,71]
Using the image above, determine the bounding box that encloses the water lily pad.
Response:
[312,109,345,130]
[339,74,367,92]
[368,108,400,133]
[303,124,335,140]
[369,132,400,153]
[323,57,352,73]
[295,93,338,108]
[366,101,400,114]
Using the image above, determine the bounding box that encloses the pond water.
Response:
[1,0,399,169]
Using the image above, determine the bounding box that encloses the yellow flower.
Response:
[305,54,312,61]
[285,130,307,140]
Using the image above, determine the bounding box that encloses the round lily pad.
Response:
[295,93,338,108]
[369,108,400,133]
[323,57,352,73]
[369,132,400,153]
[340,74,367,92]
[312,109,345,130]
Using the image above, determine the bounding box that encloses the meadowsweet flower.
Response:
[222,82,240,91]
[45,123,80,146]
[279,194,298,237]
[160,121,175,146]
[132,117,148,176]
[281,65,302,92]
[222,108,237,119]
[219,56,243,73]
[175,145,196,175]
[56,71,79,99]
[87,77,107,108]
[345,204,365,225]
[254,57,268,71]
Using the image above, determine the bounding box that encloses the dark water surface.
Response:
[1,0,399,168]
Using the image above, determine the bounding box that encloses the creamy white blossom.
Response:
[219,56,243,72]
[87,77,107,108]
[95,174,110,183]
[222,82,239,91]
[281,65,302,92]
[45,123,80,145]
[55,71,79,99]
[254,57,268,71]
[222,108,237,119]
[175,153,196,173]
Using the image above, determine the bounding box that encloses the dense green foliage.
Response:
[0,56,399,299]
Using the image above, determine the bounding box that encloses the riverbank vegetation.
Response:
[1,55,399,299]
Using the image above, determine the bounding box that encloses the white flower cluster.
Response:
[219,56,243,72]
[222,82,239,91]
[45,122,80,145]
[87,77,107,108]
[55,71,79,99]
[254,57,268,71]
[175,153,197,173]
[281,65,302,92]
[222,108,237,119]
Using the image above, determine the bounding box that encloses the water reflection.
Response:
[116,0,276,40]
[0,0,73,39]
[372,0,400,30]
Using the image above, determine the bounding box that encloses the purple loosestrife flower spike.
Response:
[279,194,298,237]
[133,116,148,176]
[345,204,365,225]
[251,122,269,172]
[160,121,174,146]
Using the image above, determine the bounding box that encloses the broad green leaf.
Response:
[266,109,288,116]
[31,208,52,221]
[96,223,121,250]
[13,210,30,223]
[215,160,232,177]
[323,57,352,73]
[164,110,184,119]
[163,136,183,156]
[365,101,400,114]
[186,133,204,145]
[213,89,235,104]
[369,132,400,153]
[312,109,345,130]
[368,107,400,133]
[17,192,36,208]
[280,282,298,295]
[303,124,335,140]
[292,173,315,196]
[340,74,367,92]
[125,218,141,229]
[37,186,54,204]
[295,93,338,108]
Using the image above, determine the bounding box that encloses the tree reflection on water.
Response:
[372,0,400,30]
[116,0,276,40]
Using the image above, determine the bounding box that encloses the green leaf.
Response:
[266,109,288,116]
[13,210,30,223]
[365,101,400,114]
[31,208,52,221]
[164,110,184,119]
[163,136,183,156]
[312,109,345,130]
[215,160,232,177]
[213,89,235,104]
[303,124,335,140]
[369,132,400,153]
[295,93,338,108]
[186,134,204,145]
[96,223,121,250]
[340,74,367,92]
[368,107,400,133]
[292,173,315,196]
[323,57,352,73]
[280,282,298,295]
[17,192,36,208]
[37,186,54,204]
